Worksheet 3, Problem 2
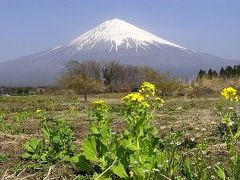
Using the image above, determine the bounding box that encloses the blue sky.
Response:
[0,0,240,62]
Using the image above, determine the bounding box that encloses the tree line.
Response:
[197,64,240,80]
[59,60,182,101]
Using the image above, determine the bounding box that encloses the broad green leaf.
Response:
[71,154,93,173]
[24,138,41,152]
[122,139,141,151]
[112,162,128,178]
[214,164,225,180]
[100,124,111,145]
[82,136,99,162]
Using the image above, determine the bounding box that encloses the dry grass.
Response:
[0,94,228,179]
[193,77,240,92]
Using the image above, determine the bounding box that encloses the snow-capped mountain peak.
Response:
[67,18,186,52]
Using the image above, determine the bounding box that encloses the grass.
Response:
[0,94,227,179]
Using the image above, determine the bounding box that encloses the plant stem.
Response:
[95,157,117,180]
[158,173,171,180]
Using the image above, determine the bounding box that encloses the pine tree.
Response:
[219,67,225,78]
[212,70,218,77]
[197,69,207,80]
[225,66,233,78]
[208,68,213,79]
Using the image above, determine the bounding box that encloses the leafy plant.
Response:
[0,111,12,133]
[42,118,76,162]
[182,143,211,179]
[0,152,8,163]
[22,118,75,165]
[213,87,240,180]
[71,100,116,179]
[22,138,47,163]
[72,82,184,179]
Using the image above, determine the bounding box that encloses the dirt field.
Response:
[0,95,228,179]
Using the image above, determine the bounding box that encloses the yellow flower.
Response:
[129,171,134,177]
[92,100,108,112]
[235,96,239,102]
[221,87,238,101]
[139,82,156,96]
[36,109,42,113]
[92,100,105,105]
[122,93,144,103]
[155,97,165,104]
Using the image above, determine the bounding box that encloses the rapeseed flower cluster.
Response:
[92,100,108,112]
[139,82,155,97]
[221,87,238,102]
[122,92,150,110]
[123,92,151,109]
[122,93,144,103]
[122,82,159,109]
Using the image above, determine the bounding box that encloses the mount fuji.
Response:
[0,18,237,86]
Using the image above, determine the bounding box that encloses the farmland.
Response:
[0,85,239,179]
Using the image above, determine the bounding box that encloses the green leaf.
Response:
[90,125,99,134]
[112,162,128,178]
[214,164,225,180]
[24,138,41,153]
[183,158,193,180]
[122,139,141,151]
[93,173,112,180]
[233,129,240,141]
[52,135,61,144]
[82,136,99,162]
[21,152,32,159]
[70,144,76,152]
[41,127,50,139]
[71,154,93,173]
[100,124,111,145]
[40,153,48,161]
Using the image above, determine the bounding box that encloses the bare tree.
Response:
[102,61,141,92]
[60,60,181,98]
[140,66,183,97]
[59,60,104,101]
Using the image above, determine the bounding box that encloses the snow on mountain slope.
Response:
[0,18,238,86]
[66,18,186,52]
